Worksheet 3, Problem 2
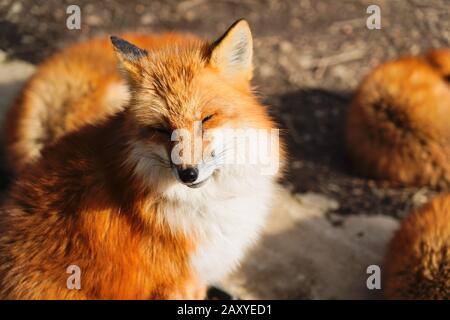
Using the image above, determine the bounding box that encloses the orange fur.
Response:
[346,52,450,187]
[384,195,450,299]
[3,32,198,173]
[425,48,450,78]
[0,110,199,300]
[0,21,282,299]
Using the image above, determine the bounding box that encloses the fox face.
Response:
[112,20,280,194]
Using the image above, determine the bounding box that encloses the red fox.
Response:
[384,194,450,299]
[0,20,284,299]
[345,50,450,188]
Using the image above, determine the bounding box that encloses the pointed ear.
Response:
[110,36,148,80]
[209,19,253,80]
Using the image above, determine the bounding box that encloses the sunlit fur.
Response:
[3,33,198,173]
[384,194,450,299]
[0,21,284,299]
[346,50,450,188]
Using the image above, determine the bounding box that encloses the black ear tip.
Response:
[110,35,121,47]
[109,35,148,59]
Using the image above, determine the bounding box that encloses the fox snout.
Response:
[175,166,199,184]
[169,134,217,187]
[168,126,218,188]
[172,163,215,188]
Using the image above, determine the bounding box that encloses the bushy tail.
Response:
[384,195,450,299]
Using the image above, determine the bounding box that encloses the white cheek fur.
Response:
[126,129,278,284]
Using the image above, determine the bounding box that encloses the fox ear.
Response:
[110,36,148,80]
[209,19,253,80]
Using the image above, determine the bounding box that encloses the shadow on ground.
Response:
[0,79,31,193]
[275,88,350,171]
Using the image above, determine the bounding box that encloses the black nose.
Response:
[177,166,199,183]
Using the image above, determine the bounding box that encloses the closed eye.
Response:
[202,114,214,123]
[154,127,171,135]
[140,126,171,138]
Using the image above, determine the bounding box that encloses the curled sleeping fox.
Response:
[346,49,450,188]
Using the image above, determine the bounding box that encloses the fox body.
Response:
[346,50,450,188]
[0,20,284,299]
[384,195,450,299]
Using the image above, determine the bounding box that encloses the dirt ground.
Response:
[1,0,449,217]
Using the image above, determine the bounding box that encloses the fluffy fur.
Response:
[384,194,450,299]
[346,50,450,188]
[0,20,284,299]
[3,33,197,173]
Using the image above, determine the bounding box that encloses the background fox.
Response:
[346,49,450,188]
[384,194,450,299]
[0,19,284,299]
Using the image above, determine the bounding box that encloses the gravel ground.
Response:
[0,0,449,217]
